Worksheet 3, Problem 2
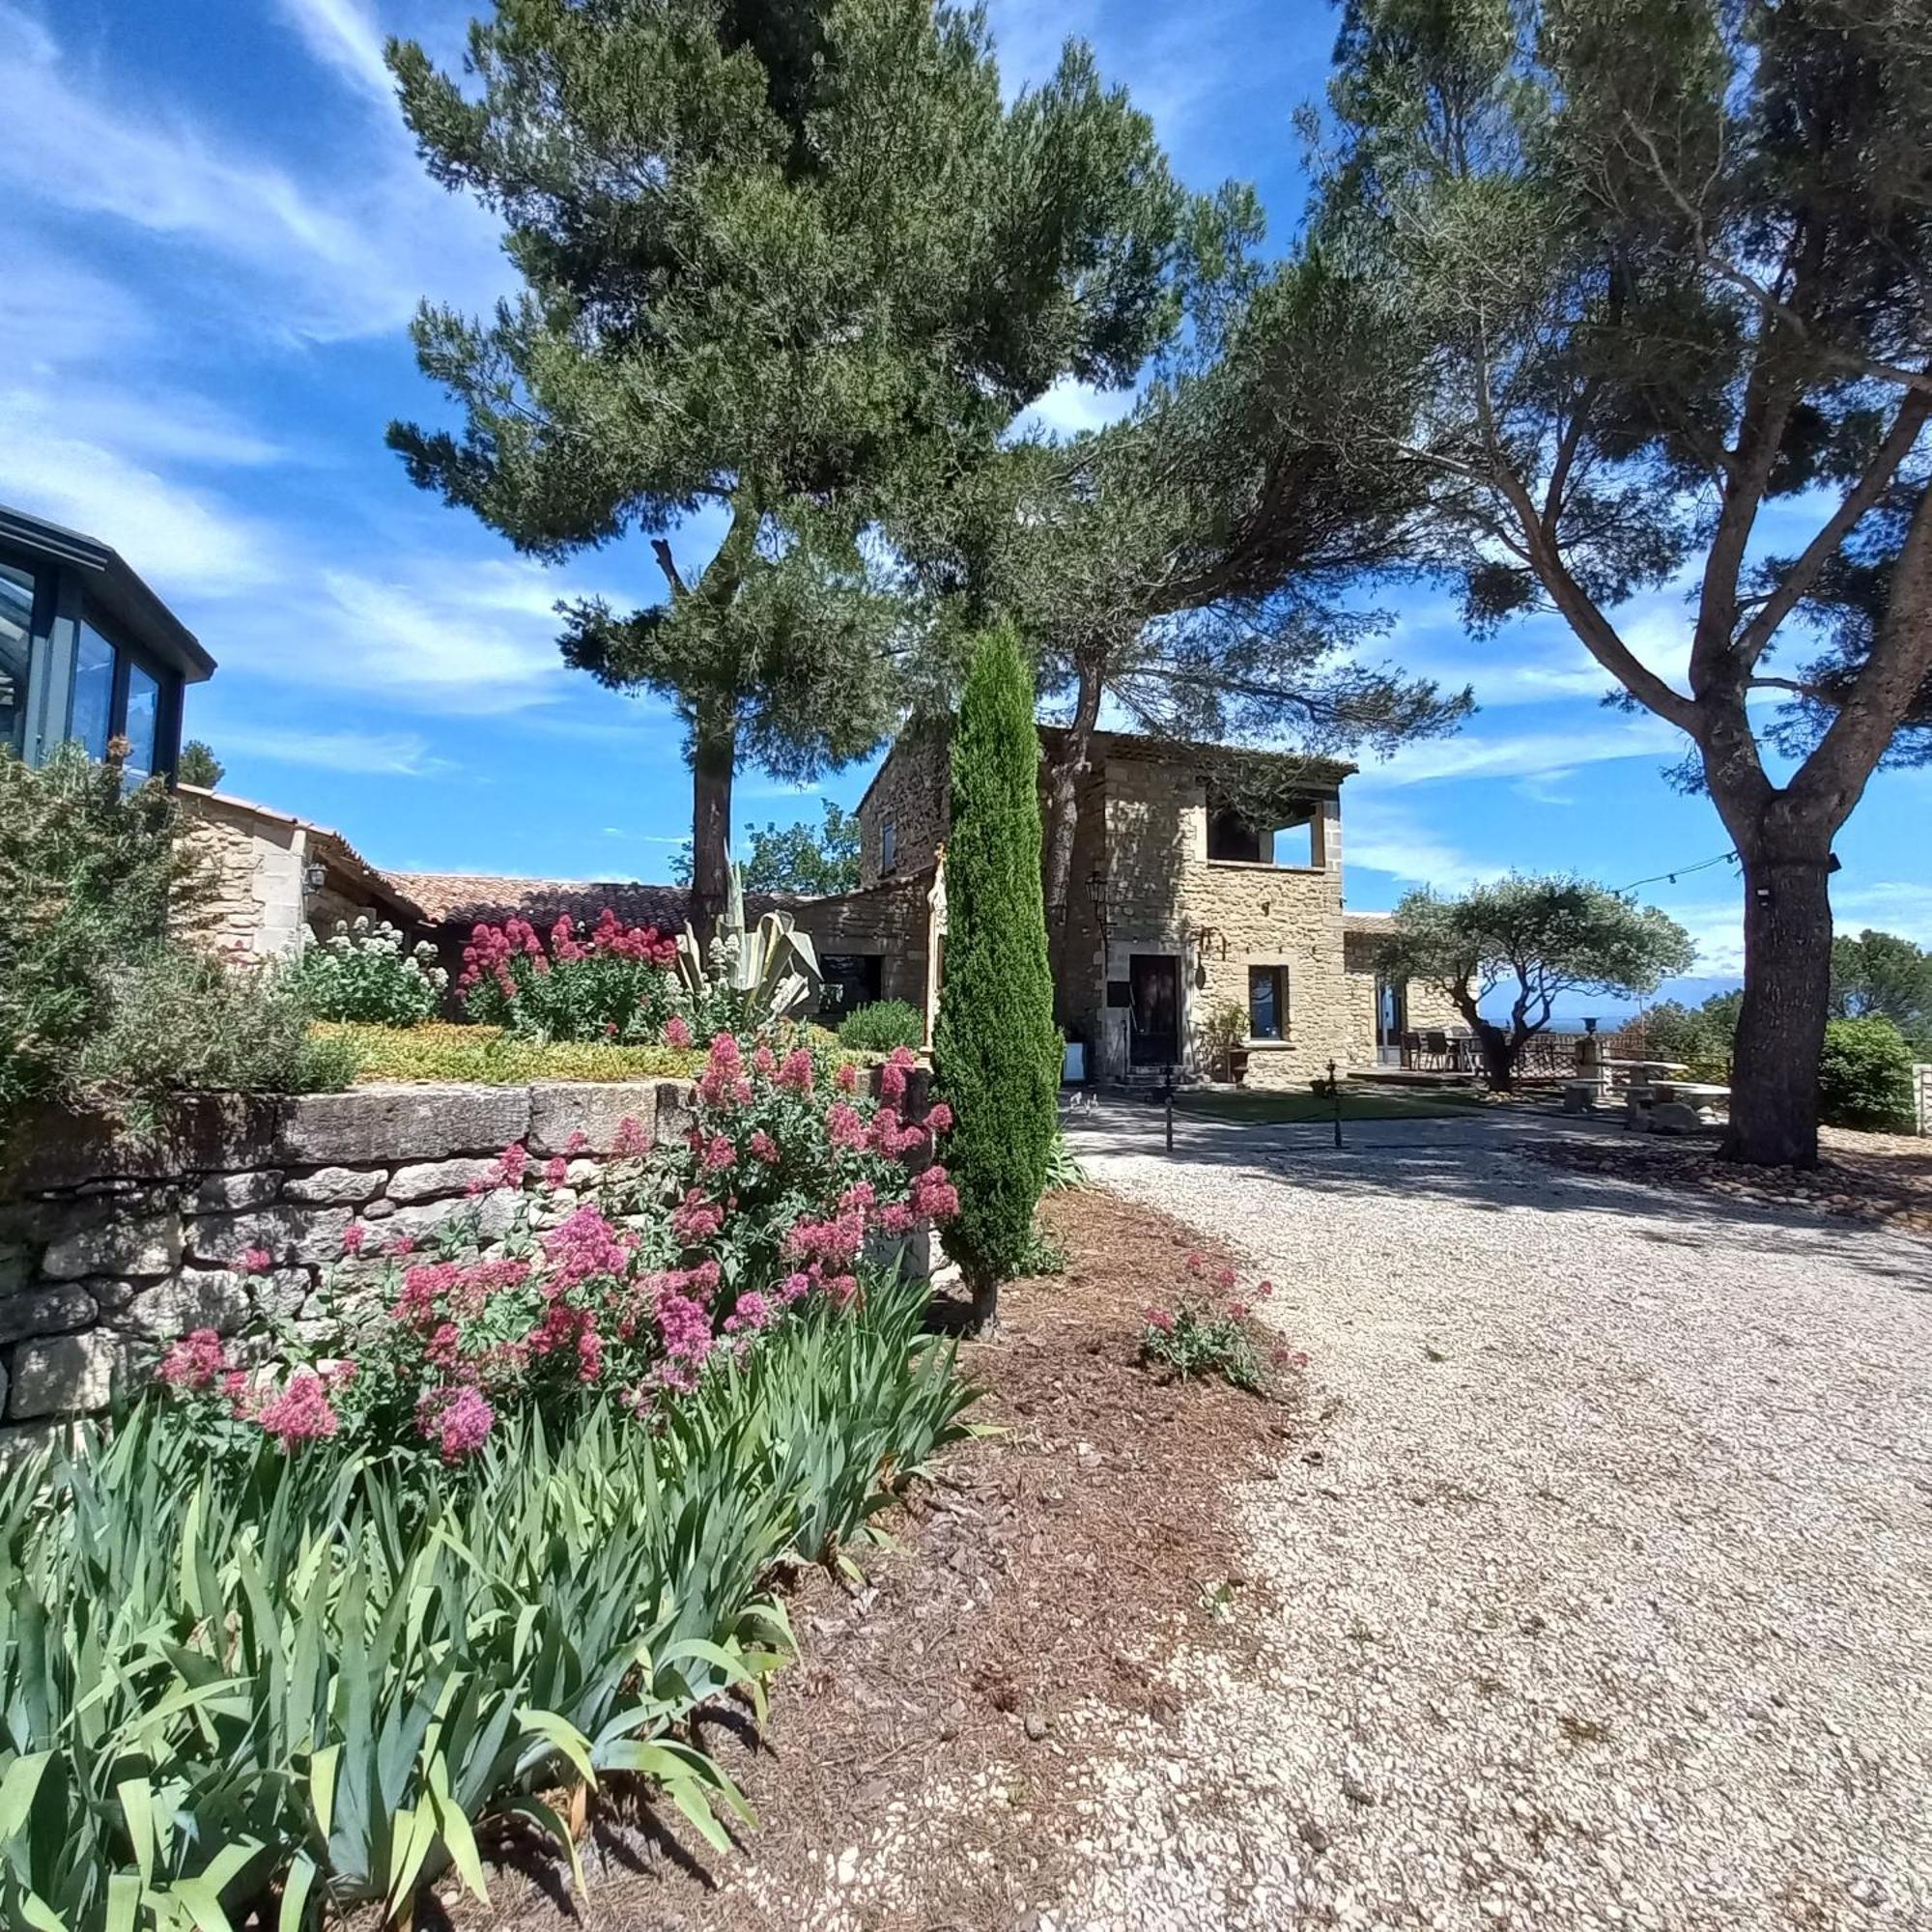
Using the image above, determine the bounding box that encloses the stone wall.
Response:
[857,726,951,888]
[789,874,933,1011]
[0,1078,696,1446]
[180,790,310,959]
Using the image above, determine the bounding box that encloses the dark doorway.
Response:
[818,952,883,1020]
[1128,953,1180,1066]
[1376,973,1406,1064]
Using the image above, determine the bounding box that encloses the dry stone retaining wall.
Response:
[0,1078,696,1447]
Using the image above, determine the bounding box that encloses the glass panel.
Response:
[71,621,117,758]
[122,663,160,786]
[0,559,32,754]
[1248,966,1282,1039]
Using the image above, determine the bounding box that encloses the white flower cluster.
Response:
[294,915,449,1026]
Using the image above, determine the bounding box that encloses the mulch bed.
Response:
[440,1186,1305,1931]
[1535,1123,1932,1237]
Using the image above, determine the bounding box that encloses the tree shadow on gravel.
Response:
[1066,1099,1932,1288]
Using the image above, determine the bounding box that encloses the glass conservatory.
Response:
[0,503,214,784]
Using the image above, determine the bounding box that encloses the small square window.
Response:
[1247,964,1288,1040]
[880,820,897,874]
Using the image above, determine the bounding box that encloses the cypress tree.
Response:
[933,623,1060,1328]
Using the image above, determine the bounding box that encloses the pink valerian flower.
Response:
[158,1327,231,1391]
[923,1100,953,1135]
[878,1202,915,1236]
[825,1102,869,1152]
[663,1014,693,1050]
[417,1384,496,1462]
[565,1129,590,1155]
[723,1290,775,1335]
[613,1115,650,1156]
[1145,1308,1176,1332]
[877,1044,917,1106]
[542,1206,636,1290]
[1255,1280,1275,1300]
[220,1368,257,1416]
[910,1164,959,1221]
[785,1206,866,1272]
[702,1133,736,1172]
[577,1325,605,1383]
[339,1223,367,1258]
[670,1189,725,1246]
[748,1128,781,1165]
[257,1372,339,1447]
[655,1284,715,1368]
[775,1048,814,1094]
[543,1155,569,1189]
[495,1142,529,1188]
[391,1235,416,1258]
[835,1061,859,1092]
[1185,1251,1205,1275]
[697,1034,753,1107]
[777,1270,812,1305]
[242,1247,273,1275]
[752,1043,778,1076]
[822,1273,860,1309]
[1214,1264,1237,1293]
[1228,1302,1249,1321]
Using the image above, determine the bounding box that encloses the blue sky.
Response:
[3,0,1925,1013]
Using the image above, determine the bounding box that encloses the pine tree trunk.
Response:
[1041,663,1102,1020]
[1722,840,1833,1168]
[691,709,736,945]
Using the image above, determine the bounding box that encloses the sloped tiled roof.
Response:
[387,873,808,931]
[182,786,429,923]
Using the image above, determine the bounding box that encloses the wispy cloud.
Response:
[1340,796,1508,893]
[242,726,450,777]
[1363,714,1689,786]
[0,3,503,343]
[275,0,396,102]
[1012,377,1139,443]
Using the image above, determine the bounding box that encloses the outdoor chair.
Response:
[1423,1030,1451,1068]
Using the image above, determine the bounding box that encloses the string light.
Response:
[1611,849,1740,895]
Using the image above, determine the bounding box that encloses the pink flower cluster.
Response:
[546,908,678,968]
[458,915,548,1002]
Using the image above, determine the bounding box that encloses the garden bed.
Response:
[316,1021,707,1086]
[445,1185,1308,1928]
[1535,1122,1932,1236]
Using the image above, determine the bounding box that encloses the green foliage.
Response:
[174,740,224,788]
[836,999,925,1053]
[932,626,1060,1313]
[1830,929,1932,1043]
[1042,1129,1089,1192]
[1386,875,1693,1088]
[388,0,1204,906]
[0,747,350,1146]
[747,803,862,895]
[291,917,448,1027]
[0,1274,971,1927]
[1817,1015,1918,1132]
[313,1021,706,1086]
[669,872,825,1037]
[1634,991,1743,1079]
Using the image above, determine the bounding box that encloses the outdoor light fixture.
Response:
[302,863,327,893]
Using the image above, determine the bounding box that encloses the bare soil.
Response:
[1535,1121,1932,1236]
[434,1186,1305,1931]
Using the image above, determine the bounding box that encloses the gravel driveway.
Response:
[1057,1101,1932,1932]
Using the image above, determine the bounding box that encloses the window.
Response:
[122,662,161,786]
[880,819,897,874]
[71,621,117,758]
[1208,808,1262,862]
[0,559,33,754]
[1247,964,1288,1040]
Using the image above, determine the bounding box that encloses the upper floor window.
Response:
[880,819,897,874]
[1208,808,1262,863]
[71,620,117,759]
[1248,963,1288,1040]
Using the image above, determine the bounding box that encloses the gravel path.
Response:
[1055,1102,1932,1932]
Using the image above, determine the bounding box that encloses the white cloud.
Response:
[1011,377,1139,443]
[1363,714,1689,786]
[1340,797,1508,894]
[0,3,504,343]
[276,0,396,102]
[242,726,449,776]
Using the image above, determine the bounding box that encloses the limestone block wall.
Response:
[180,792,308,959]
[789,875,932,1009]
[857,728,951,887]
[0,1079,696,1447]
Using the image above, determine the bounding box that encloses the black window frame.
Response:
[70,597,183,780]
[1247,963,1289,1040]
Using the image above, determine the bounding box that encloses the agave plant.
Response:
[672,864,823,1032]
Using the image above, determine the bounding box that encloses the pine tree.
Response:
[932,623,1059,1327]
[386,0,1199,933]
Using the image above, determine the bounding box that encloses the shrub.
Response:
[1817,1014,1917,1131]
[1139,1254,1305,1397]
[67,946,355,1134]
[932,626,1060,1324]
[2,1276,971,1925]
[460,910,679,1041]
[837,998,925,1053]
[292,915,448,1024]
[0,742,201,1128]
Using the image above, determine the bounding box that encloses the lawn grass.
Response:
[314,1021,707,1086]
[1175,1083,1488,1123]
